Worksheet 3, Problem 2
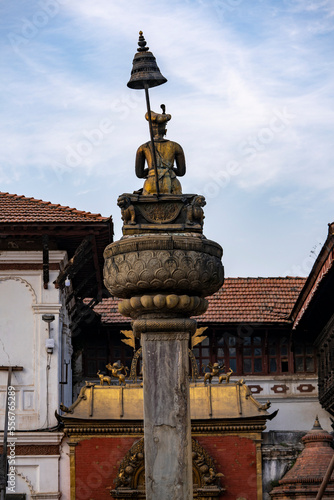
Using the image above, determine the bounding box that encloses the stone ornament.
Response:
[104,235,224,300]
[117,195,136,225]
[117,193,208,235]
[118,293,208,319]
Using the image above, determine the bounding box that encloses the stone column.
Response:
[104,226,224,500]
[134,318,196,499]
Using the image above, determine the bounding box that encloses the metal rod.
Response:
[144,82,160,197]
[315,453,334,500]
[0,367,12,500]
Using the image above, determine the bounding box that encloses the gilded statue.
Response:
[97,370,112,386]
[218,367,233,384]
[203,362,225,385]
[106,362,128,386]
[135,107,186,195]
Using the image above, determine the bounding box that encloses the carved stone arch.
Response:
[0,276,37,303]
[111,438,225,499]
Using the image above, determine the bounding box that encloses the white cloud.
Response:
[1,0,334,276]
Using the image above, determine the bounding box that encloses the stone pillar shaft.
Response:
[141,330,193,500]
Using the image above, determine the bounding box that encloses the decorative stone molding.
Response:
[104,234,224,299]
[271,384,289,394]
[31,494,61,499]
[119,293,208,319]
[142,332,190,341]
[296,383,316,393]
[16,471,36,495]
[0,276,37,303]
[133,317,197,338]
[0,250,67,264]
[32,304,62,315]
[248,385,263,394]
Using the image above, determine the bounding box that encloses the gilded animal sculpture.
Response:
[186,195,206,226]
[117,195,136,225]
[218,367,233,384]
[203,362,225,385]
[106,362,129,386]
[97,370,112,386]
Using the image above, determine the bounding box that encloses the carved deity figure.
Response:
[135,109,186,195]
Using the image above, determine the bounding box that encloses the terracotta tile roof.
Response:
[196,277,306,324]
[271,419,334,498]
[94,277,306,325]
[0,192,110,223]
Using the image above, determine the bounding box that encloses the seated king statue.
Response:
[135,108,186,195]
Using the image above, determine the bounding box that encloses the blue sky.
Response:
[1,0,334,277]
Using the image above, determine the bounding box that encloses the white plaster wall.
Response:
[0,251,72,500]
[264,399,332,432]
[0,432,64,499]
[236,375,333,432]
[0,251,70,430]
[59,438,71,500]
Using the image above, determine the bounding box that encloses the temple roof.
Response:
[270,417,334,498]
[59,380,275,424]
[92,277,306,325]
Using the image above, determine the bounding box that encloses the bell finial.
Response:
[127,32,167,89]
[137,31,149,52]
[312,415,322,430]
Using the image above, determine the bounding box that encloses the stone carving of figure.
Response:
[135,108,186,195]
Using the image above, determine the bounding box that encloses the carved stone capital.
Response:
[103,234,224,300]
[133,317,197,339]
[142,332,191,341]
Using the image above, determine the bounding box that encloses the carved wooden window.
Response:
[242,336,263,374]
[268,335,292,374]
[294,342,317,373]
[212,330,301,375]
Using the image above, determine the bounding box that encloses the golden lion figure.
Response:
[106,362,129,386]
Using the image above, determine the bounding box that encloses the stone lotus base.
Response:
[118,293,208,319]
[103,233,224,301]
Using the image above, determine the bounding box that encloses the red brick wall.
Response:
[75,436,139,500]
[195,434,258,500]
[75,434,258,500]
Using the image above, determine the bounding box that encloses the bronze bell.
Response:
[127,31,167,89]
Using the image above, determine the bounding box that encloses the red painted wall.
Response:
[75,436,138,500]
[195,435,258,500]
[74,434,258,500]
